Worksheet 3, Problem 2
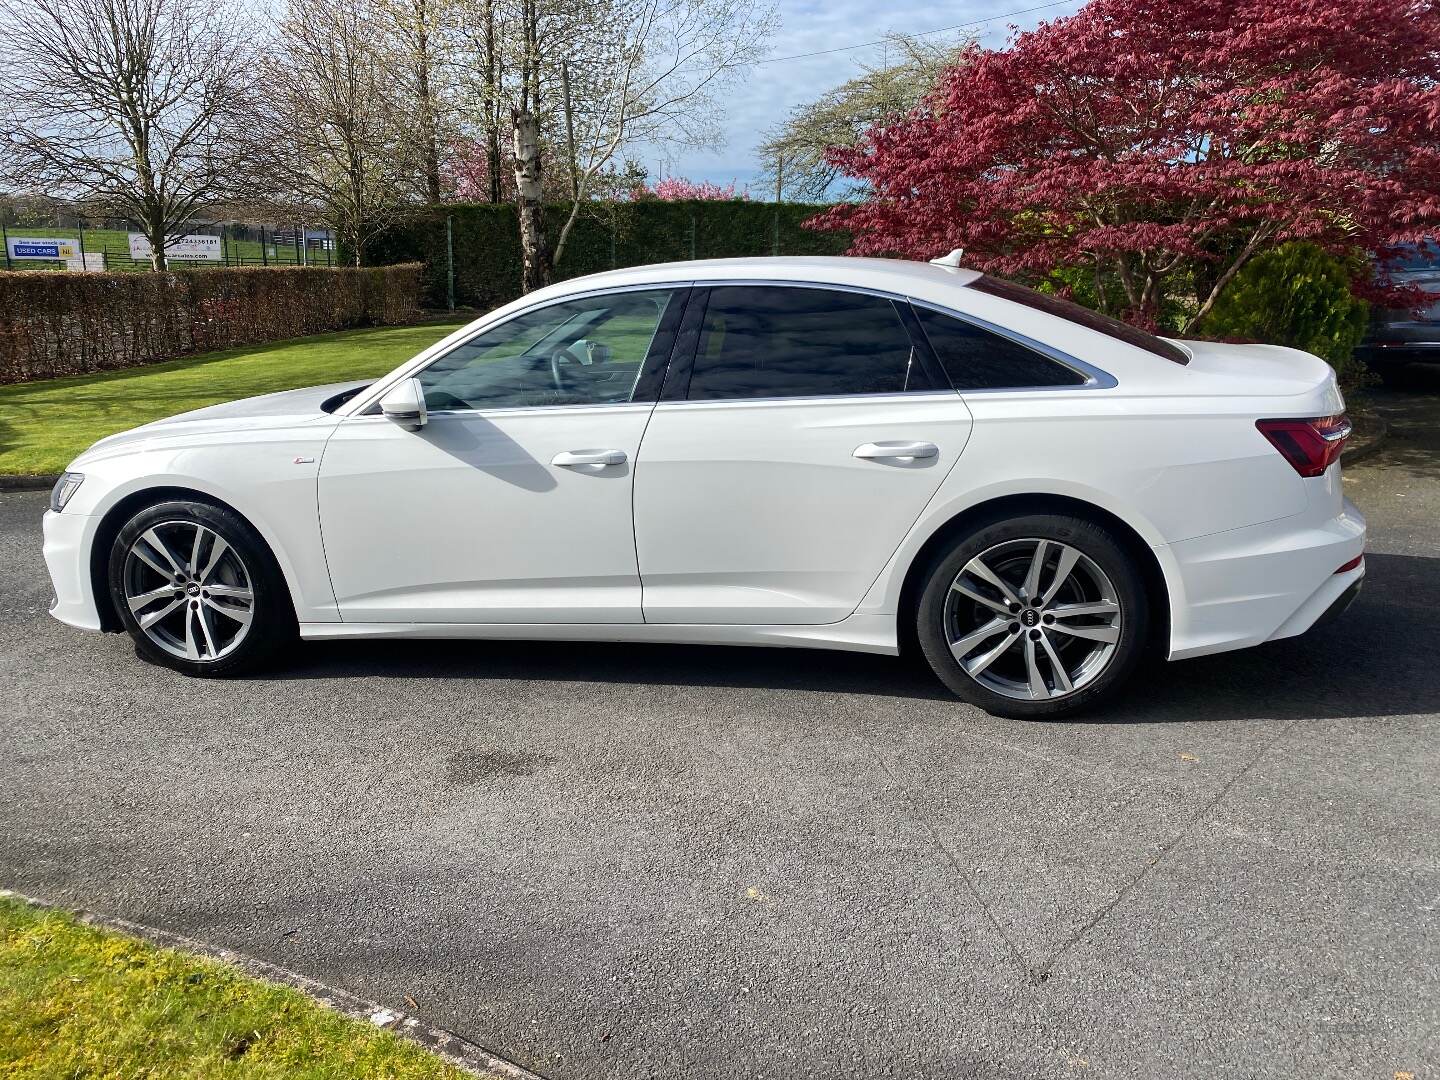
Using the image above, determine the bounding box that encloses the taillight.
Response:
[1256,414,1352,477]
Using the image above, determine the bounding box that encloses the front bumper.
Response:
[43,509,104,632]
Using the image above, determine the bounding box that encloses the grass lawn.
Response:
[0,895,470,1079]
[0,320,467,476]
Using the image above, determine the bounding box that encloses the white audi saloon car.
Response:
[43,255,1366,717]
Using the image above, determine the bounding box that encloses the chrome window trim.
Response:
[908,297,1119,392]
[345,401,657,423]
[653,389,963,409]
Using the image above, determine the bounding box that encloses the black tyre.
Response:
[916,513,1149,719]
[107,499,296,677]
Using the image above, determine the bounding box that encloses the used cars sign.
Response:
[127,233,223,262]
[7,237,77,260]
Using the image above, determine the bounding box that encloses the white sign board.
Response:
[65,252,106,272]
[127,233,223,262]
[7,236,78,261]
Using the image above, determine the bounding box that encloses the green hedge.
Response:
[1199,243,1370,378]
[0,263,424,383]
[366,201,850,310]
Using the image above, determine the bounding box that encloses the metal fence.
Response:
[0,220,339,272]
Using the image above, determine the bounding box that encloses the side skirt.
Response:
[298,612,899,655]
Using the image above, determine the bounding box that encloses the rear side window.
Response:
[914,306,1086,390]
[687,286,933,400]
[967,275,1190,365]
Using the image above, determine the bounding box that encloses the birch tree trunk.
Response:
[146,206,169,271]
[511,107,549,291]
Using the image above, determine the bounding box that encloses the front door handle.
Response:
[552,449,627,467]
[853,441,939,460]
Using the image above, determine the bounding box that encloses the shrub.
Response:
[366,201,849,310]
[1199,243,1370,378]
[0,263,424,383]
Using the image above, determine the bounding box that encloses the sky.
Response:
[648,0,1089,196]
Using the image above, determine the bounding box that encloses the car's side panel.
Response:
[633,392,974,624]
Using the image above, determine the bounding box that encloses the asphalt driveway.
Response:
[3,377,1439,1079]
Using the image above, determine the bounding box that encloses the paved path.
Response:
[3,376,1438,1079]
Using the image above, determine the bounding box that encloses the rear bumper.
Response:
[1298,573,1364,635]
[43,509,104,632]
[1164,494,1366,660]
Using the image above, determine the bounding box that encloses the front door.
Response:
[319,287,685,623]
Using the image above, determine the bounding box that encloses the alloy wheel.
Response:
[943,537,1122,701]
[122,521,255,662]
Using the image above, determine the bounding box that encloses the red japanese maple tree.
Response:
[812,0,1440,329]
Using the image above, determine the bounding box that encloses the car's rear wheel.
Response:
[916,513,1148,718]
[107,499,295,677]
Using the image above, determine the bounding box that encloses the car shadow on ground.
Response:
[270,551,1439,725]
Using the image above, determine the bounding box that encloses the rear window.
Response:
[913,306,1085,390]
[967,276,1190,365]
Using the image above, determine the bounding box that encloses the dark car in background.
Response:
[1358,240,1440,386]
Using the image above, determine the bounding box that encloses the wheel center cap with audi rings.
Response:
[186,582,201,597]
[1021,608,1040,627]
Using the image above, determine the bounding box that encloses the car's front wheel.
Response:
[107,499,295,677]
[916,513,1148,718]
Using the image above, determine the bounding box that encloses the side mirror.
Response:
[379,377,427,430]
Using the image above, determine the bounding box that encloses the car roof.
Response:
[522,256,984,307]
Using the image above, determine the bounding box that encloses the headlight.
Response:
[50,472,84,513]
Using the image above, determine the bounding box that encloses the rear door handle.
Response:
[552,449,627,467]
[853,441,939,460]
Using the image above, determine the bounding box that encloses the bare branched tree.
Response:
[373,0,461,203]
[0,0,257,269]
[757,34,969,202]
[254,0,423,264]
[457,0,775,291]
[455,0,507,204]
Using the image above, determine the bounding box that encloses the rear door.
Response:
[632,284,973,625]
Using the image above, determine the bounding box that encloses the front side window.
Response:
[686,286,932,401]
[913,306,1087,390]
[418,289,678,411]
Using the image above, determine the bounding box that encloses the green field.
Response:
[0,895,470,1079]
[0,320,466,475]
[2,225,337,271]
